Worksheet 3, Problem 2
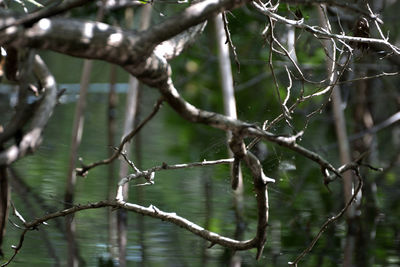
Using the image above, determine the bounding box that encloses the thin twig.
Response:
[9,202,26,225]
[282,66,292,115]
[337,71,400,85]
[0,0,92,31]
[252,1,400,55]
[118,149,141,173]
[366,4,387,41]
[222,12,240,72]
[119,158,234,186]
[289,166,363,266]
[76,97,164,176]
[1,229,29,267]
[267,17,293,128]
[1,196,262,266]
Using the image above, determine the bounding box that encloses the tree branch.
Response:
[252,1,400,55]
[118,158,235,186]
[0,55,57,165]
[290,166,364,266]
[76,97,164,176]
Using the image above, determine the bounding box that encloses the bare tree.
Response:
[0,0,399,266]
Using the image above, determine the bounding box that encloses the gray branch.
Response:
[0,55,57,165]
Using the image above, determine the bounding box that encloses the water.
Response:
[1,85,400,266]
[2,86,238,266]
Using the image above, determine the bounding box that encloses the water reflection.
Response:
[1,86,399,266]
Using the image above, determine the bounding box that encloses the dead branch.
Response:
[0,55,57,165]
[119,158,235,187]
[76,97,164,176]
[252,1,400,55]
[289,166,363,266]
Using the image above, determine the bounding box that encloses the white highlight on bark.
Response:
[38,18,51,31]
[45,75,55,88]
[97,22,109,31]
[83,22,94,40]
[108,32,123,46]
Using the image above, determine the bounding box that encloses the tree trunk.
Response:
[214,13,244,267]
[107,64,119,260]
[0,165,9,257]
[317,6,355,266]
[117,7,152,266]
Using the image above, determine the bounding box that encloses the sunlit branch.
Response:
[265,20,314,84]
[158,78,341,177]
[137,0,250,50]
[119,150,141,173]
[366,4,387,41]
[2,197,264,266]
[282,66,293,112]
[0,0,92,31]
[267,17,293,128]
[9,202,26,225]
[156,22,207,60]
[252,1,400,55]
[302,53,352,124]
[119,158,235,186]
[115,196,258,251]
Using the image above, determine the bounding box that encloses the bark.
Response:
[0,166,9,256]
[214,13,245,265]
[317,6,356,266]
[2,1,394,264]
[0,53,57,260]
[107,64,118,259]
[64,5,106,265]
[0,55,57,165]
[117,6,152,266]
[64,57,91,267]
[352,66,375,267]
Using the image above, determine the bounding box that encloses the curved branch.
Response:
[3,198,260,265]
[138,0,250,51]
[229,135,274,258]
[156,22,207,60]
[116,199,257,249]
[159,78,341,177]
[0,1,384,177]
[0,55,57,165]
